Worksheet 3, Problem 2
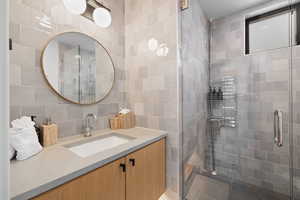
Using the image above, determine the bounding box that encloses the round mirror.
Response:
[41,32,115,105]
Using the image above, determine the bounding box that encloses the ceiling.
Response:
[199,0,274,20]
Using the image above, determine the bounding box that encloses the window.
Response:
[245,4,300,54]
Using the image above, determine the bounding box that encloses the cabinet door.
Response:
[83,158,126,200]
[31,158,126,200]
[126,139,166,200]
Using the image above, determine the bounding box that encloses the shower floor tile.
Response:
[186,175,230,200]
[229,182,290,200]
[185,174,291,200]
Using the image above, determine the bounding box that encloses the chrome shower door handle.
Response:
[277,110,283,147]
[274,111,279,144]
[274,110,283,147]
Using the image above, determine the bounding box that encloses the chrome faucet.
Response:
[84,113,97,137]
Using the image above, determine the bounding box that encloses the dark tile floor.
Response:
[229,182,290,200]
[185,173,291,200]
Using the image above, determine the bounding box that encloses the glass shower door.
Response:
[209,2,293,198]
[181,0,295,199]
[232,48,292,199]
[208,48,292,200]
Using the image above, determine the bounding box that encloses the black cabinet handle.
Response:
[129,158,135,166]
[120,163,126,172]
[9,38,12,50]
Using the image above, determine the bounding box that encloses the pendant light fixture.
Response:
[93,7,112,28]
[62,0,87,15]
[63,0,112,28]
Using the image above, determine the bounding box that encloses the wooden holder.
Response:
[109,117,121,130]
[40,124,58,147]
[109,112,136,130]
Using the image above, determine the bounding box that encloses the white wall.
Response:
[0,0,9,199]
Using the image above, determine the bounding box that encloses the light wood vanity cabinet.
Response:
[32,139,165,200]
[31,158,126,200]
[126,139,166,200]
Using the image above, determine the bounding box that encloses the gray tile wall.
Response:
[210,5,292,195]
[124,0,180,197]
[10,0,125,138]
[180,0,210,196]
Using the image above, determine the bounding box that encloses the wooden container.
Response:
[109,112,136,130]
[122,112,136,129]
[109,117,121,130]
[40,124,58,147]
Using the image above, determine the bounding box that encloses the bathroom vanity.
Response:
[10,128,167,200]
[9,31,167,200]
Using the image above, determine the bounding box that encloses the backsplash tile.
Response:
[10,0,125,137]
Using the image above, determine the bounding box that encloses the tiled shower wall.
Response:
[210,3,292,195]
[124,0,180,197]
[9,0,126,137]
[181,0,210,194]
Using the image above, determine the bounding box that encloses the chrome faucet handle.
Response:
[87,113,97,118]
[84,127,92,137]
[86,113,97,121]
[84,113,97,137]
[86,113,97,123]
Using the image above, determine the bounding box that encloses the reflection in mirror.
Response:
[42,32,114,105]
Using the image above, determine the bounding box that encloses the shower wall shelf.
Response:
[206,76,237,175]
[208,76,237,128]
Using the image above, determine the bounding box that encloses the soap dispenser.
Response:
[220,88,223,100]
[208,86,213,100]
[218,87,223,100]
[31,116,41,139]
[212,87,217,100]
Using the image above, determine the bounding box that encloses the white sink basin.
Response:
[65,133,135,158]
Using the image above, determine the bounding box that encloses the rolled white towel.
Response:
[11,116,35,129]
[119,108,130,115]
[10,128,43,161]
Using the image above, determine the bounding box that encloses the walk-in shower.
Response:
[181,0,300,199]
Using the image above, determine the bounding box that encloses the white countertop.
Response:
[10,127,167,200]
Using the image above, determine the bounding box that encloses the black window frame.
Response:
[245,3,300,55]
